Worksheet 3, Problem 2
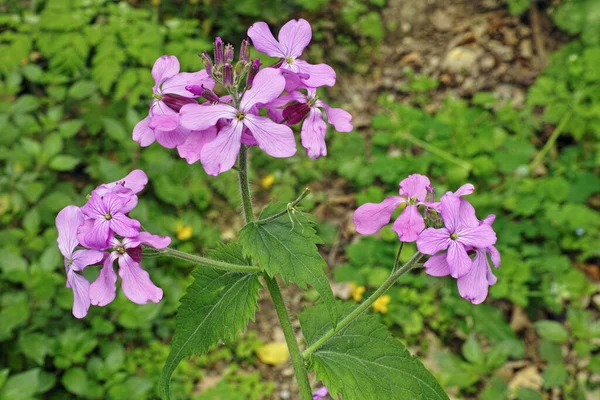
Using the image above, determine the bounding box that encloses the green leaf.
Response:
[0,368,40,400]
[9,95,40,114]
[462,336,485,365]
[61,367,88,396]
[534,321,569,343]
[59,120,84,138]
[239,203,337,326]
[159,242,262,399]
[19,333,52,365]
[299,302,448,400]
[542,363,568,388]
[68,81,97,99]
[101,117,126,143]
[49,155,80,171]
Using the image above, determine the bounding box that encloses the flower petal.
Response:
[424,253,451,277]
[71,249,104,271]
[240,68,286,111]
[353,196,404,235]
[179,103,236,131]
[161,70,214,96]
[447,240,472,278]
[457,199,479,228]
[200,121,244,176]
[68,270,91,319]
[278,18,312,58]
[399,174,431,202]
[294,59,336,87]
[89,253,118,306]
[83,219,111,250]
[118,254,163,304]
[488,245,501,268]
[132,115,156,147]
[177,127,218,164]
[451,183,474,197]
[440,194,461,233]
[153,122,189,149]
[152,55,180,90]
[321,102,353,132]
[416,227,451,255]
[300,108,327,159]
[392,204,425,242]
[244,114,296,158]
[247,22,285,58]
[457,249,490,304]
[56,205,84,259]
[126,232,171,250]
[110,213,140,238]
[457,224,497,249]
[98,170,148,195]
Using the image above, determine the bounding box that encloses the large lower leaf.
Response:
[239,203,337,326]
[300,302,448,400]
[159,242,262,399]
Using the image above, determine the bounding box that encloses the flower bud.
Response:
[185,85,204,96]
[223,63,234,88]
[201,52,213,75]
[214,37,224,68]
[426,184,435,203]
[282,102,311,125]
[246,59,261,88]
[161,94,197,112]
[201,86,220,103]
[225,44,234,63]
[239,39,250,64]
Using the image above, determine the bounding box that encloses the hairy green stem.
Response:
[401,131,472,171]
[255,188,311,225]
[161,248,260,274]
[302,251,423,359]
[236,146,313,400]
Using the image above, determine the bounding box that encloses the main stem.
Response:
[302,251,423,359]
[237,145,313,400]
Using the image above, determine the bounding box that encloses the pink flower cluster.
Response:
[55,170,171,318]
[353,174,500,304]
[133,19,352,176]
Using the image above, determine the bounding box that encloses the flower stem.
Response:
[402,132,472,171]
[528,110,572,172]
[160,247,260,274]
[237,146,313,400]
[302,250,423,359]
[255,188,311,225]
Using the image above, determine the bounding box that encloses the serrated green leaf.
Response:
[67,81,97,99]
[239,203,337,326]
[299,302,448,400]
[159,242,262,399]
[534,321,569,343]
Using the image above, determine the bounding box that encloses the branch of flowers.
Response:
[528,110,572,172]
[401,131,472,171]
[160,247,260,274]
[236,146,313,400]
[302,250,424,359]
[254,188,312,225]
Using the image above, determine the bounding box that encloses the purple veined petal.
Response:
[119,194,138,214]
[294,59,336,87]
[446,240,472,278]
[152,55,180,92]
[457,223,497,249]
[240,68,286,111]
[391,204,425,243]
[154,124,189,149]
[103,192,128,216]
[76,218,95,249]
[320,102,353,132]
[457,198,479,228]
[151,98,177,117]
[81,191,109,219]
[247,22,286,58]
[89,253,118,306]
[70,249,105,271]
[424,253,451,277]
[200,121,244,176]
[109,213,141,238]
[278,18,312,58]
[243,114,296,158]
[132,116,156,147]
[488,245,501,268]
[67,270,91,319]
[179,103,236,131]
[241,127,259,146]
[281,69,308,92]
[353,196,404,235]
[83,219,112,250]
[450,183,474,198]
[481,214,496,226]
[399,174,431,202]
[149,114,179,132]
[118,253,163,304]
[125,232,171,250]
[176,126,218,164]
[56,205,84,259]
[161,70,215,97]
[416,227,451,255]
[440,194,462,233]
[96,170,148,195]
[300,108,327,159]
[457,249,490,304]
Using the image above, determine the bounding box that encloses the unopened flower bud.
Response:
[201,52,213,75]
[185,85,204,96]
[223,63,233,88]
[239,39,250,64]
[214,37,224,68]
[246,59,261,88]
[161,94,197,112]
[225,44,234,63]
[282,102,311,125]
[201,86,220,103]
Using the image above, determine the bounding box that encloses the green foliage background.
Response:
[1,0,599,399]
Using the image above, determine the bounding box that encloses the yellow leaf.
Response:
[256,342,289,365]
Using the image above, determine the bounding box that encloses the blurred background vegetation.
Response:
[1,0,599,399]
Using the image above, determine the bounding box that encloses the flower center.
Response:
[152,93,162,100]
[285,57,295,65]
[235,111,246,121]
[117,246,126,254]
[450,233,458,240]
[104,213,112,220]
[407,196,418,206]
[67,259,73,265]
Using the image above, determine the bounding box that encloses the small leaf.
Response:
[542,363,568,388]
[68,81,97,99]
[256,342,289,365]
[101,117,126,142]
[61,368,87,396]
[300,302,448,400]
[534,321,569,343]
[49,155,80,171]
[59,120,84,138]
[0,368,40,400]
[239,203,337,326]
[159,242,262,399]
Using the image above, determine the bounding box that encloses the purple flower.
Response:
[312,386,330,400]
[78,191,141,250]
[56,206,104,318]
[247,19,336,88]
[179,68,296,175]
[89,233,170,306]
[353,174,435,242]
[133,55,214,149]
[417,195,496,278]
[267,88,352,159]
